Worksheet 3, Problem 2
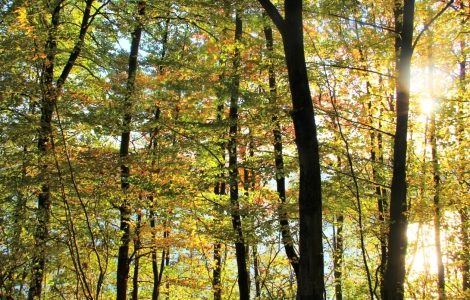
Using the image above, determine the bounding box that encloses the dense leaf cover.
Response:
[0,0,469,299]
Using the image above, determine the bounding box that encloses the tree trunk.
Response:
[116,3,145,300]
[228,12,250,300]
[370,95,387,300]
[132,213,142,300]
[457,33,470,293]
[460,209,470,292]
[383,0,415,299]
[28,5,60,298]
[428,41,445,299]
[333,215,344,300]
[263,18,300,281]
[29,0,96,297]
[213,241,222,300]
[253,245,261,298]
[149,208,161,300]
[258,1,324,298]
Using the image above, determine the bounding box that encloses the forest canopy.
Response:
[0,0,469,299]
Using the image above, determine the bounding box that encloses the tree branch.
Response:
[412,0,454,51]
[258,0,285,35]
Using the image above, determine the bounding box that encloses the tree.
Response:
[116,2,145,299]
[258,0,324,298]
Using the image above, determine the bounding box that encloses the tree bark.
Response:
[29,0,96,297]
[263,18,300,281]
[333,215,344,300]
[259,1,324,298]
[132,213,142,300]
[383,0,415,299]
[228,12,250,300]
[370,93,387,300]
[28,5,60,298]
[116,3,145,300]
[457,30,470,293]
[428,41,445,299]
[213,241,222,300]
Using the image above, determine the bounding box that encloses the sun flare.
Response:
[420,98,434,115]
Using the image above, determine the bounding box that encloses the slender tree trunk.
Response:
[213,84,227,300]
[28,5,61,299]
[29,1,96,297]
[458,74,470,290]
[459,209,470,292]
[263,17,300,280]
[383,0,415,299]
[253,245,261,298]
[213,241,222,300]
[259,1,324,298]
[428,41,445,299]
[150,208,161,300]
[333,214,344,300]
[370,98,387,299]
[228,12,250,300]
[431,106,445,300]
[132,213,142,300]
[457,35,470,293]
[117,3,145,300]
[212,178,224,300]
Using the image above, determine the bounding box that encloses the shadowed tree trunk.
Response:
[132,213,142,300]
[116,3,145,300]
[213,239,222,300]
[369,90,387,300]
[427,38,445,299]
[29,1,96,298]
[258,1,324,298]
[457,41,470,294]
[263,16,299,281]
[28,4,61,298]
[383,0,415,299]
[333,214,344,300]
[228,11,250,300]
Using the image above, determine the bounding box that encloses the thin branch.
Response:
[412,0,454,51]
[314,105,395,138]
[328,13,396,32]
[309,62,396,79]
[323,165,391,189]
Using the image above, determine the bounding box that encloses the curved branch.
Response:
[412,0,454,51]
[258,0,285,35]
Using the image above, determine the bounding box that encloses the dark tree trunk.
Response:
[213,241,222,300]
[428,45,445,299]
[28,5,60,299]
[457,36,470,293]
[117,3,145,300]
[212,179,224,300]
[383,0,415,299]
[259,1,324,298]
[253,245,261,298]
[460,209,470,292]
[431,112,445,299]
[149,208,161,300]
[370,97,387,299]
[228,12,250,300]
[132,213,142,300]
[29,1,96,298]
[263,18,300,281]
[212,81,227,300]
[333,215,344,300]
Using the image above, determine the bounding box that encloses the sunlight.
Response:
[407,212,460,279]
[420,98,434,115]
[407,222,438,278]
